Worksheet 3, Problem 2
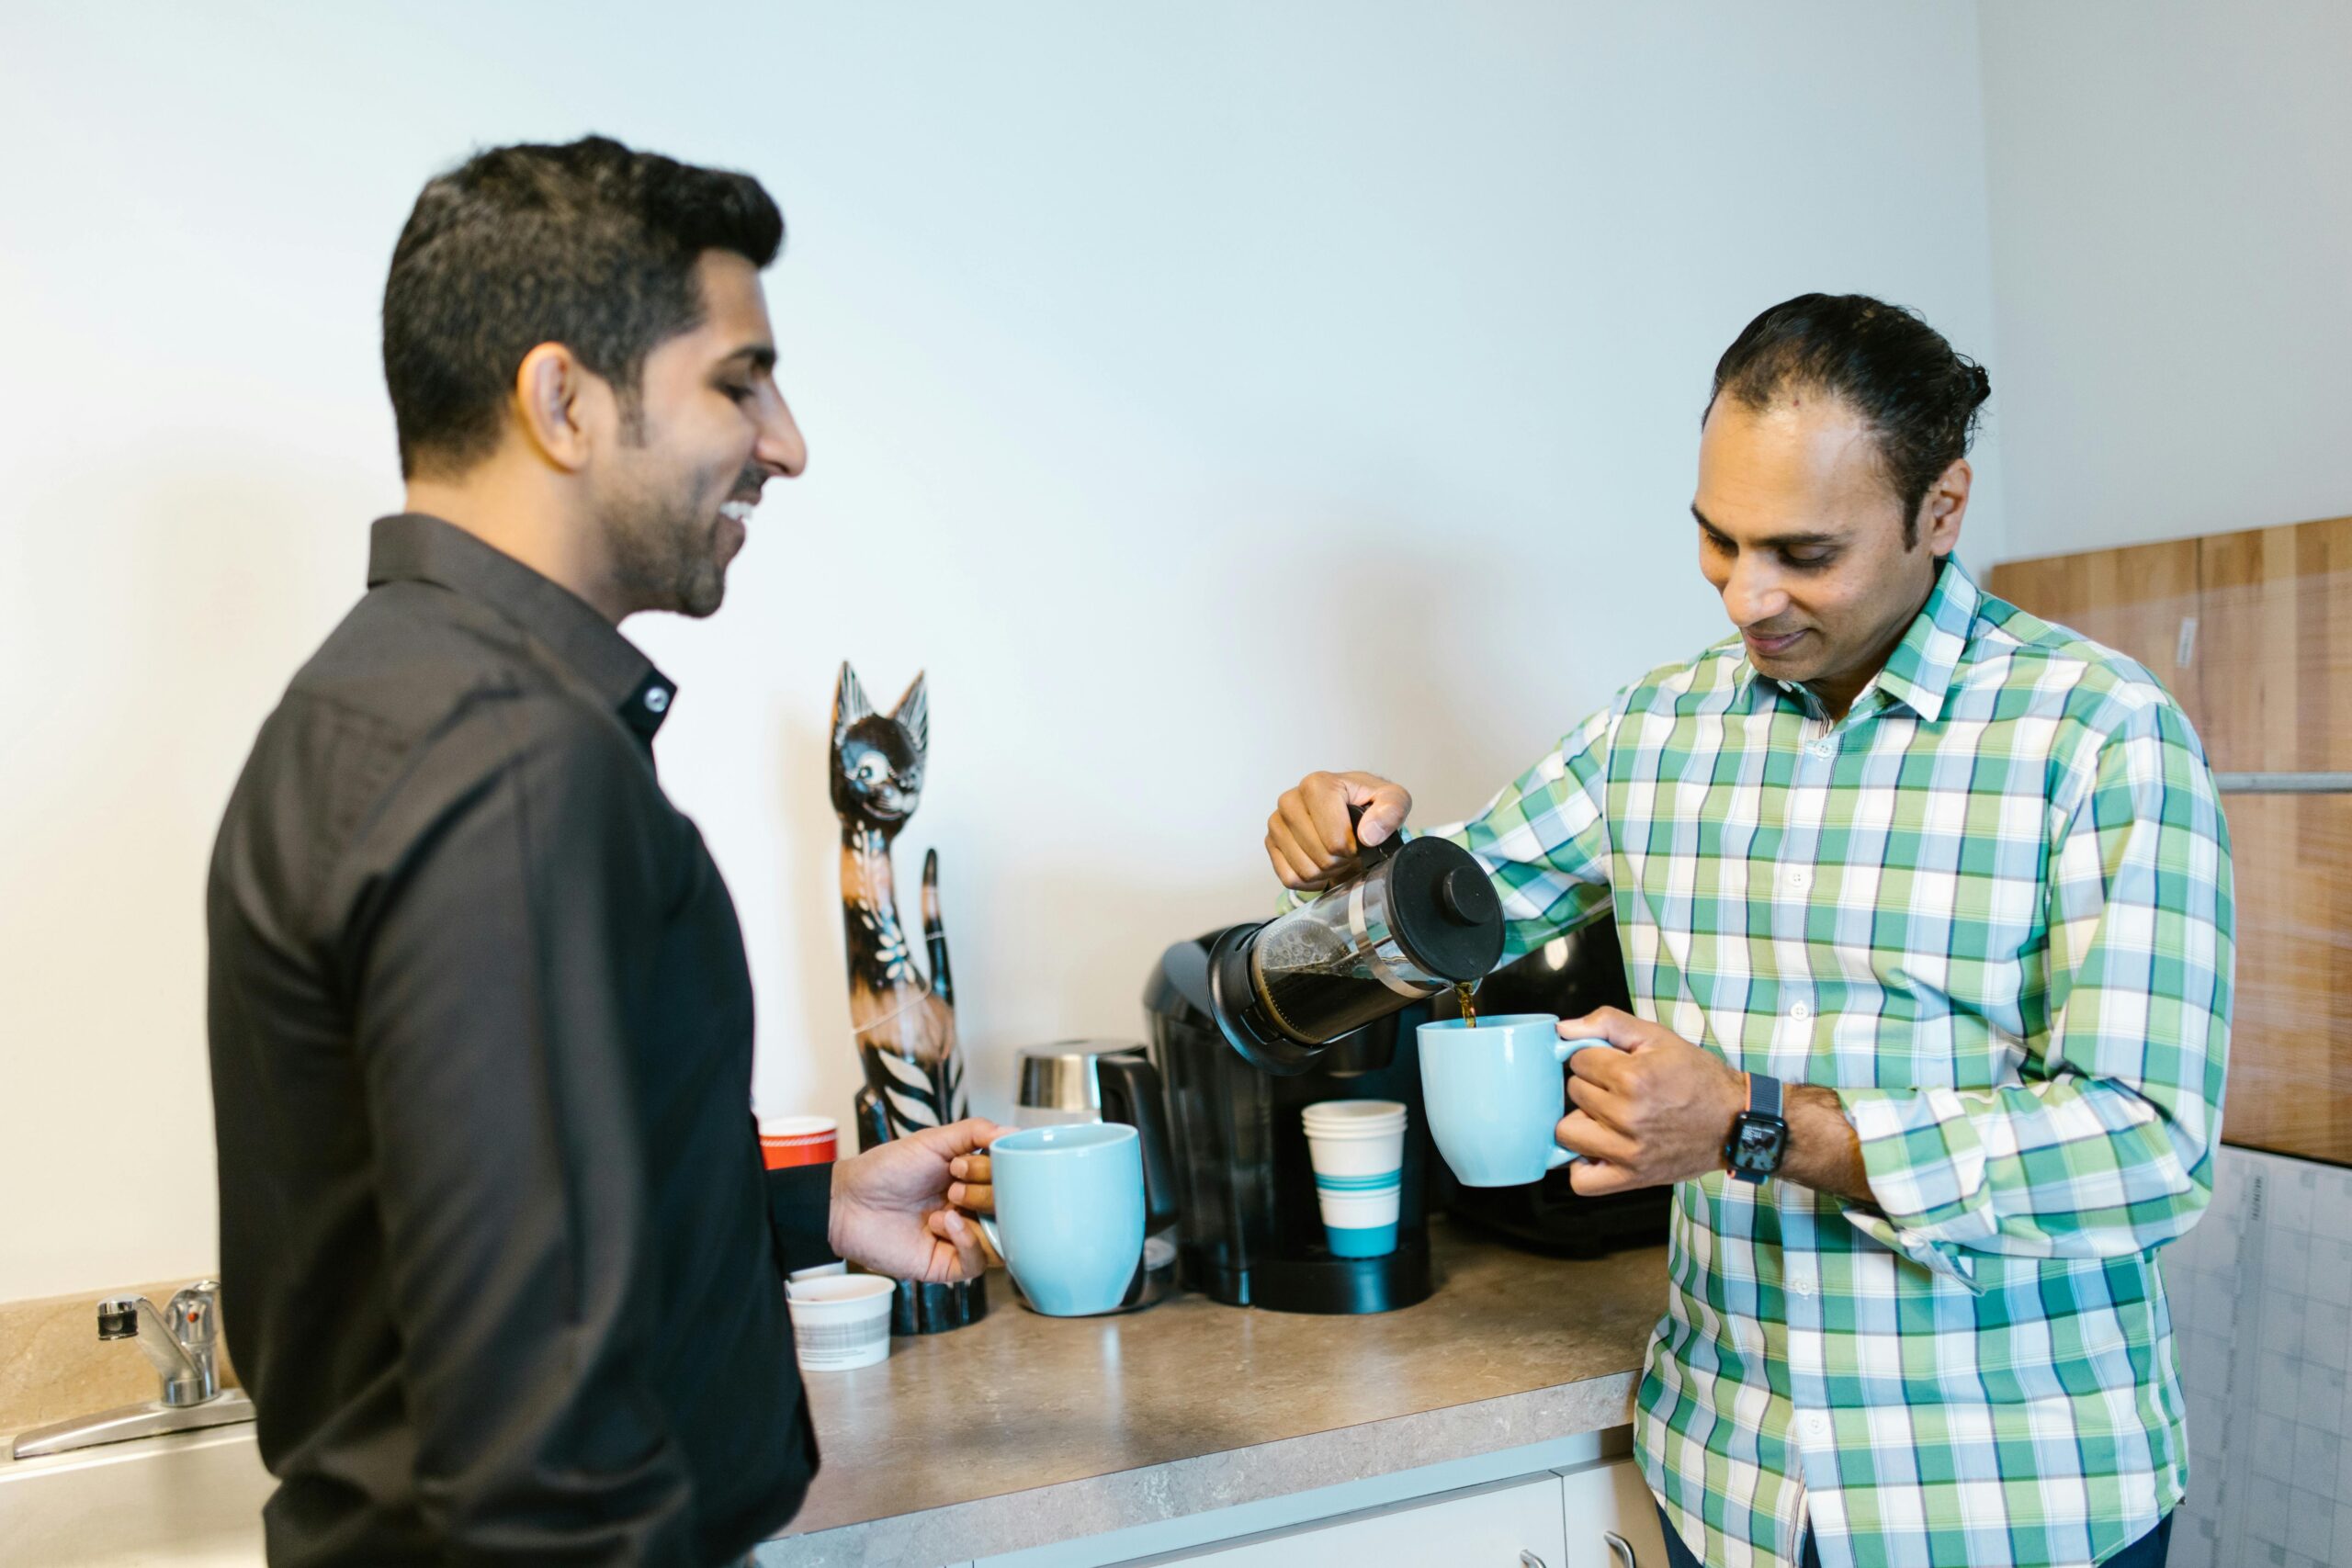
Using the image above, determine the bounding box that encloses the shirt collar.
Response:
[367,513,677,743]
[1727,554,1982,725]
[1868,555,1980,723]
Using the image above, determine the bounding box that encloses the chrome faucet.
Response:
[103,1285,221,1406]
[8,1280,256,1460]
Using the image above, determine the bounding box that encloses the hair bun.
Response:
[1966,363,1992,403]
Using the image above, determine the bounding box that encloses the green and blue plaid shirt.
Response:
[1425,558,2233,1568]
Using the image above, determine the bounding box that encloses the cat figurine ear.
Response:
[834,661,875,746]
[892,671,929,759]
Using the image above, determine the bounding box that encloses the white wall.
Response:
[1979,0,2352,558]
[0,1,2001,1301]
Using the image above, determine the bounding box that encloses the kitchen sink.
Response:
[0,1424,269,1565]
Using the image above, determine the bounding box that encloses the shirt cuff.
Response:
[764,1163,840,1279]
[1838,1086,1989,1292]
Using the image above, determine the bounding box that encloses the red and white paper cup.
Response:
[759,1114,839,1170]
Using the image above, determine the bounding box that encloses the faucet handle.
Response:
[165,1281,221,1352]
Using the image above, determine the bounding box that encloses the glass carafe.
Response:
[1207,817,1503,1074]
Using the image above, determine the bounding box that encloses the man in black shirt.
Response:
[208,138,998,1566]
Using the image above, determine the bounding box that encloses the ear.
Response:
[833,661,874,745]
[1918,457,1971,559]
[513,343,595,473]
[892,671,929,757]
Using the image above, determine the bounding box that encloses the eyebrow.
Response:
[721,344,777,373]
[1690,503,1841,551]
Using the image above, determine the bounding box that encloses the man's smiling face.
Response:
[1691,389,1960,714]
[589,249,807,618]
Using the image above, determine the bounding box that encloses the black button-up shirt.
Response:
[208,513,832,1566]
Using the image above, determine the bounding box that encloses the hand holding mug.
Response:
[1555,1008,1747,1196]
[827,1116,1007,1283]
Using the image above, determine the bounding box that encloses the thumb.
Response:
[1556,1007,1645,1049]
[1341,773,1412,846]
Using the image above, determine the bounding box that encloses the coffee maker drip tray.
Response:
[1192,1231,1433,1314]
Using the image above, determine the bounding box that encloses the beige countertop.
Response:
[762,1224,1669,1566]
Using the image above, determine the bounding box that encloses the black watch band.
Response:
[1725,1071,1790,1185]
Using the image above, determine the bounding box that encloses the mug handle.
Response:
[1546,1036,1607,1167]
[973,1214,1007,1266]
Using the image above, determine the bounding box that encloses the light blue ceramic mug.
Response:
[1418,1013,1606,1187]
[975,1123,1146,1316]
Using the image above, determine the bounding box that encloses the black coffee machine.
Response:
[1144,820,1506,1314]
[1148,931,1441,1313]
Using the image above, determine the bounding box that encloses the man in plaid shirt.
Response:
[1266,295,2231,1568]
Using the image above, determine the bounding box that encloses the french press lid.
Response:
[1370,833,1506,984]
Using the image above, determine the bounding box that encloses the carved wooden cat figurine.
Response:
[831,661,964,1141]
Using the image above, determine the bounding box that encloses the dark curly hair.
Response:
[1707,293,1990,547]
[382,135,784,479]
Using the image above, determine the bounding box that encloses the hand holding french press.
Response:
[1266,771,1414,891]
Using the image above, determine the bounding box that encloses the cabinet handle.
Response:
[1518,1553,1548,1568]
[1602,1530,1638,1567]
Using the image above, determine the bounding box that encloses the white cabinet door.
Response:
[1170,1472,1568,1567]
[1556,1460,1668,1568]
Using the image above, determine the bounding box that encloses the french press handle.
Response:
[1347,802,1402,863]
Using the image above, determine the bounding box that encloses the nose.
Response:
[757,391,808,480]
[1721,554,1791,628]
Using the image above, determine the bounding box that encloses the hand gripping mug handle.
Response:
[1547,1036,1604,1168]
[974,1214,1007,1266]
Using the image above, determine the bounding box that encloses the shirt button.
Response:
[1804,1413,1830,1440]
[644,687,671,714]
[1792,1273,1816,1298]
[1789,1002,1812,1021]
[1809,740,1834,759]
[1785,868,1812,891]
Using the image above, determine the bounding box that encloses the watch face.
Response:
[1731,1116,1786,1172]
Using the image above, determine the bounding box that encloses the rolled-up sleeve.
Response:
[345,697,696,1564]
[1838,696,2234,1287]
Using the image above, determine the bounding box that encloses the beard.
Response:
[599,458,756,619]
[606,499,726,618]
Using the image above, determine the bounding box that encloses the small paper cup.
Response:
[785,1274,893,1371]
[760,1113,839,1170]
[1315,1186,1402,1258]
[1303,1101,1406,1260]
[1303,1100,1406,1182]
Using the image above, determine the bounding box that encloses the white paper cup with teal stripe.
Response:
[1303,1100,1406,1258]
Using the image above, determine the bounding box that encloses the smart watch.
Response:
[1724,1071,1789,1184]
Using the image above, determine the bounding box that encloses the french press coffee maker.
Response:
[1207,811,1505,1074]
